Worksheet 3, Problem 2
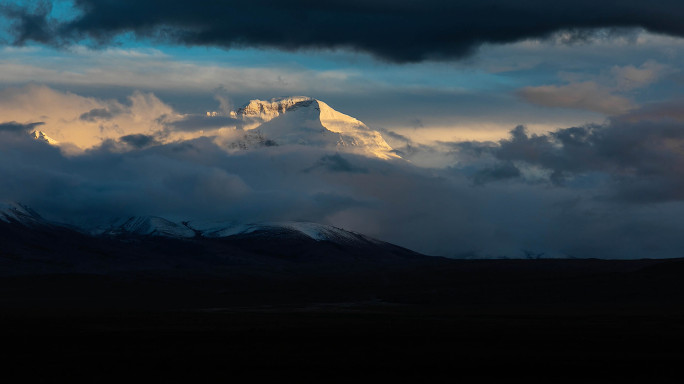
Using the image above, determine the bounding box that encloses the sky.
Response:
[2,0,684,258]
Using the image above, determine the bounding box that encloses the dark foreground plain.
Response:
[2,220,684,382]
[2,258,684,383]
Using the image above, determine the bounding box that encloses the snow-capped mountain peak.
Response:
[230,97,398,160]
[236,96,315,123]
[30,130,59,145]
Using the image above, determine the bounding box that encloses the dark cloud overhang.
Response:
[79,108,116,122]
[119,134,160,149]
[4,1,684,62]
[0,121,45,132]
[472,161,521,185]
[449,102,684,203]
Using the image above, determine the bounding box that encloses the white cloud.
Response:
[0,85,221,150]
[0,46,361,96]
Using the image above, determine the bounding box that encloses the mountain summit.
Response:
[30,130,59,145]
[230,97,398,160]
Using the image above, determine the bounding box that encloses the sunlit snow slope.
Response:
[233,97,398,159]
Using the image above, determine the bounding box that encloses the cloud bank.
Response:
[4,1,684,62]
[0,85,240,150]
[463,108,684,204]
[2,86,684,259]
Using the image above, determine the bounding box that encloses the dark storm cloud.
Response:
[0,121,45,132]
[119,134,160,149]
[455,102,684,203]
[0,1,53,45]
[79,108,116,122]
[4,1,684,62]
[471,162,521,185]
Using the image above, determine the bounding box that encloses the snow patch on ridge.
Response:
[106,217,372,245]
[193,220,375,244]
[236,96,316,129]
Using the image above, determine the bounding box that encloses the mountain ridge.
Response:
[0,203,425,273]
[0,202,386,244]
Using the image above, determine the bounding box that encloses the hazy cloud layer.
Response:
[2,86,684,259]
[0,85,235,150]
[518,82,635,115]
[517,61,670,115]
[4,1,684,62]
[3,129,683,259]
[611,61,668,91]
